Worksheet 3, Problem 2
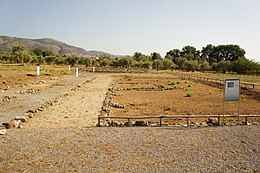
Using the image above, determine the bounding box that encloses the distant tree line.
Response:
[0,44,259,74]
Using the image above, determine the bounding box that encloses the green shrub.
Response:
[186,93,192,97]
[164,105,171,111]
[171,82,176,85]
[177,81,180,84]
[158,84,165,88]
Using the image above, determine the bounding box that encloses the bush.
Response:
[186,93,192,97]
[170,82,176,85]
[158,84,165,88]
[177,81,180,84]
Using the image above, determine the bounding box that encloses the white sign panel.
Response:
[224,79,240,102]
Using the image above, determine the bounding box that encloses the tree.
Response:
[184,60,199,72]
[181,46,200,61]
[150,52,162,61]
[232,57,260,74]
[209,45,245,63]
[65,54,79,66]
[12,45,32,63]
[32,48,43,56]
[31,55,45,64]
[166,49,181,63]
[43,50,55,57]
[45,56,57,64]
[78,57,92,67]
[133,52,145,62]
[117,56,135,69]
[153,59,163,70]
[215,60,232,73]
[98,54,112,67]
[199,60,211,72]
[12,45,27,53]
[201,44,214,61]
[162,58,176,70]
[55,58,65,65]
[176,57,187,69]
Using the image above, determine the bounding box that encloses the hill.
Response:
[0,36,117,57]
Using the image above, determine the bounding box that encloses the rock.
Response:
[28,109,35,113]
[135,121,146,126]
[124,122,130,127]
[14,116,27,122]
[200,122,208,127]
[37,107,43,111]
[149,123,158,127]
[207,117,219,126]
[0,129,7,135]
[28,114,34,118]
[110,121,121,127]
[252,122,258,125]
[183,124,188,127]
[2,122,16,129]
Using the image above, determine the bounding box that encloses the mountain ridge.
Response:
[0,36,118,57]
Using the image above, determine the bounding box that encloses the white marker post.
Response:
[92,66,95,73]
[68,65,71,76]
[75,68,79,77]
[36,66,40,76]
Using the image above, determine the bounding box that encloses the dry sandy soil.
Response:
[110,74,260,126]
[0,71,260,172]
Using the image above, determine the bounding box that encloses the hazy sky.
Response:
[0,0,260,62]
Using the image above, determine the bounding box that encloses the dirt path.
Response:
[0,74,94,124]
[25,74,112,129]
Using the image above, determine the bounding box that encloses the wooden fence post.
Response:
[98,117,100,127]
[186,117,190,127]
[160,117,162,127]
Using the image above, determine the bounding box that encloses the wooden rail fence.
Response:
[98,115,260,127]
[179,74,260,90]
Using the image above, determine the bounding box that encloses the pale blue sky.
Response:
[0,0,260,62]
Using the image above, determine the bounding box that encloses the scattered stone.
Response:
[64,116,69,118]
[2,96,17,102]
[28,114,34,118]
[183,124,188,127]
[14,116,27,122]
[207,117,219,126]
[37,107,44,111]
[149,123,158,127]
[124,122,133,127]
[252,122,258,125]
[110,121,121,127]
[135,121,146,126]
[200,122,208,127]
[2,122,16,129]
[0,129,7,135]
[28,109,36,113]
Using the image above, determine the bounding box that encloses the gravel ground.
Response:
[0,73,259,173]
[0,125,259,173]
